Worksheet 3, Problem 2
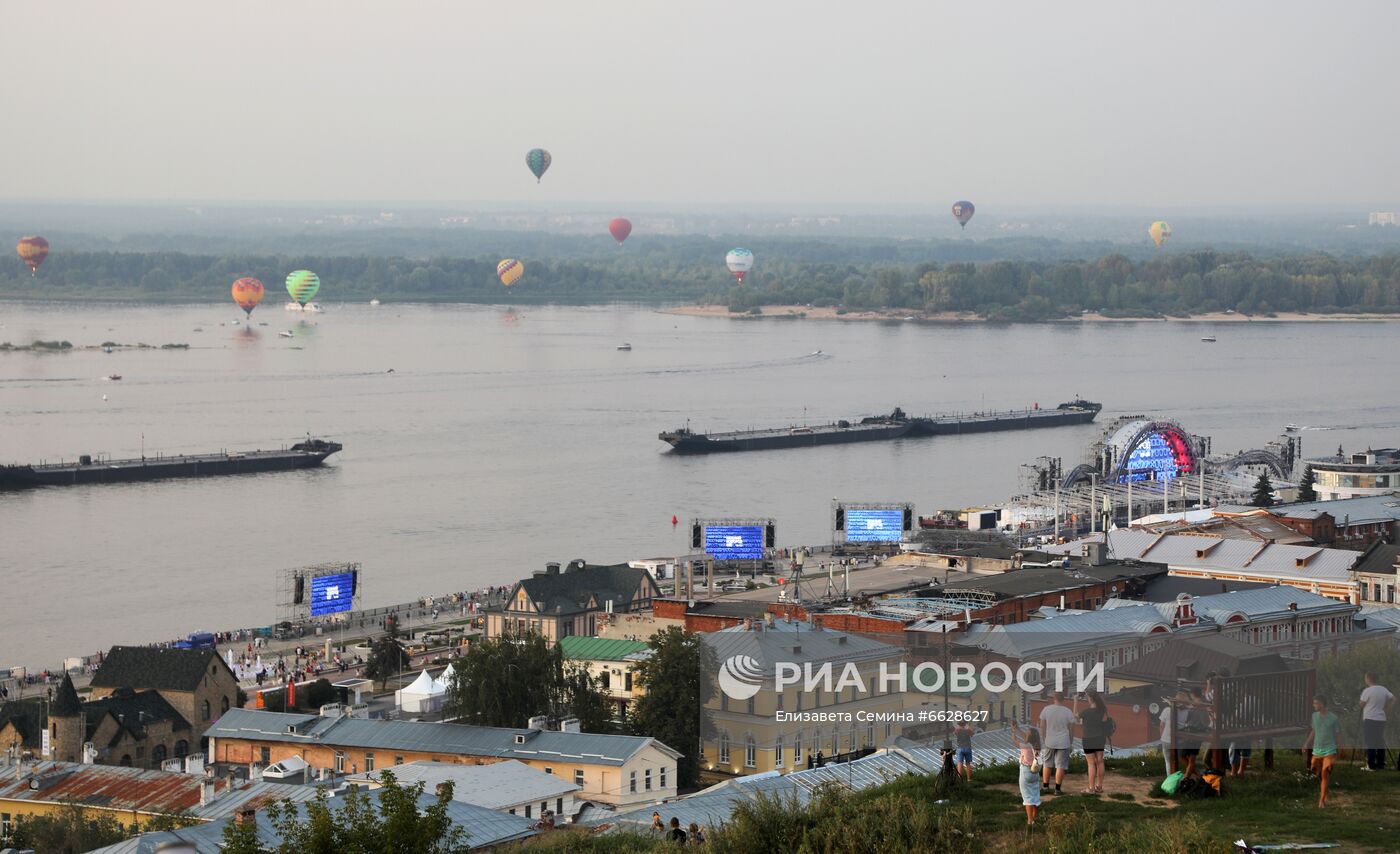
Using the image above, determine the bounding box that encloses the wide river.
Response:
[3,303,1398,667]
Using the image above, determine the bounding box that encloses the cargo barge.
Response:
[659,400,1101,454]
[0,438,342,488]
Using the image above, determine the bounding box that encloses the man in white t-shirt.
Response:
[1039,693,1077,794]
[1360,672,1395,771]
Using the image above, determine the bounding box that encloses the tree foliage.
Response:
[628,627,713,789]
[443,632,612,732]
[1,803,196,852]
[364,629,411,690]
[1251,471,1276,507]
[1296,464,1318,503]
[220,772,468,854]
[8,246,1400,319]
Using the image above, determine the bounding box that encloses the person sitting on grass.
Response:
[1009,719,1042,828]
[1302,693,1343,808]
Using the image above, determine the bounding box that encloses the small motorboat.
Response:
[810,350,824,356]
[617,343,632,351]
[102,346,113,354]
[104,374,122,381]
[1285,424,1301,432]
[1201,336,1217,342]
[278,330,294,338]
[370,298,381,306]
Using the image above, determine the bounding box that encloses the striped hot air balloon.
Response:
[16,236,49,275]
[497,258,524,287]
[231,277,265,317]
[1149,221,1172,248]
[285,270,321,306]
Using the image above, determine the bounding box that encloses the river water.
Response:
[2,302,1398,667]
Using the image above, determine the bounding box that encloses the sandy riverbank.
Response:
[661,305,1400,323]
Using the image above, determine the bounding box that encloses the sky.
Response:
[2,1,1398,209]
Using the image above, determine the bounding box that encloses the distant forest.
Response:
[4,244,1400,320]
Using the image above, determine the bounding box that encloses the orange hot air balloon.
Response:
[16,236,49,275]
[231,277,265,317]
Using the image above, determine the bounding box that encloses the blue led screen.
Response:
[704,525,764,560]
[1121,430,1192,483]
[845,508,904,542]
[310,571,356,616]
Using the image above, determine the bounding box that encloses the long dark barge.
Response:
[0,438,342,488]
[660,400,1101,454]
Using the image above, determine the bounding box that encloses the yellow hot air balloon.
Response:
[1149,221,1172,248]
[497,258,524,287]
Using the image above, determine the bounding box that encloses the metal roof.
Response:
[700,627,903,674]
[207,708,680,766]
[86,788,537,853]
[558,636,652,662]
[1043,530,1359,584]
[1269,494,1400,524]
[343,759,578,809]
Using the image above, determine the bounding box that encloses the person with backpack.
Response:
[1078,689,1111,794]
[1010,718,1042,828]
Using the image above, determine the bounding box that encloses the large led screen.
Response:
[704,525,764,560]
[845,508,904,542]
[310,571,356,616]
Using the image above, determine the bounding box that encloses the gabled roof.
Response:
[1267,494,1400,525]
[1353,542,1400,577]
[206,708,681,766]
[345,759,580,809]
[1043,530,1359,583]
[0,699,47,748]
[558,636,651,662]
[84,689,190,742]
[52,673,83,716]
[91,646,234,693]
[1108,635,1290,684]
[508,564,657,617]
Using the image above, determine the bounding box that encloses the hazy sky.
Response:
[3,1,1397,208]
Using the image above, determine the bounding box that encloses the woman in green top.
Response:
[1302,694,1343,808]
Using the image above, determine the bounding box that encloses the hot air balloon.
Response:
[725,248,754,284]
[609,217,633,244]
[951,201,975,229]
[1149,221,1172,248]
[526,149,551,183]
[497,258,524,287]
[285,270,321,307]
[231,277,265,317]
[16,236,49,275]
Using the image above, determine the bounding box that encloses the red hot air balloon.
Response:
[609,218,633,244]
[16,236,49,275]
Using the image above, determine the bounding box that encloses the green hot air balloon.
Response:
[286,270,321,307]
[526,148,552,183]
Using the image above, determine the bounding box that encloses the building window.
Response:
[0,812,11,839]
[202,700,211,721]
[624,672,633,692]
[601,671,610,690]
[120,754,132,767]
[746,696,756,716]
[365,753,375,772]
[574,769,585,786]
[259,746,270,764]
[334,753,345,773]
[831,730,839,755]
[866,723,875,748]
[541,801,548,815]
[744,737,756,768]
[719,732,730,765]
[660,766,667,789]
[557,797,563,815]
[394,756,404,765]
[720,694,728,712]
[152,744,168,765]
[525,805,531,818]
[645,768,652,790]
[775,735,784,767]
[793,732,803,766]
[221,696,230,714]
[629,771,637,793]
[848,724,857,753]
[544,767,553,775]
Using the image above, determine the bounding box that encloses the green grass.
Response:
[508,754,1400,853]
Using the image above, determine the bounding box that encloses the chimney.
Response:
[743,617,753,632]
[1058,595,1066,612]
[546,562,561,575]
[234,807,256,825]
[527,715,549,731]
[1288,602,1298,611]
[199,776,216,806]
[559,717,581,733]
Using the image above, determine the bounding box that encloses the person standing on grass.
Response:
[953,720,975,782]
[1039,692,1076,794]
[1010,719,1042,828]
[1078,689,1109,794]
[1359,672,1395,771]
[1303,694,1343,808]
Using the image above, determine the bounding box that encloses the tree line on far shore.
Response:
[5,247,1400,320]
